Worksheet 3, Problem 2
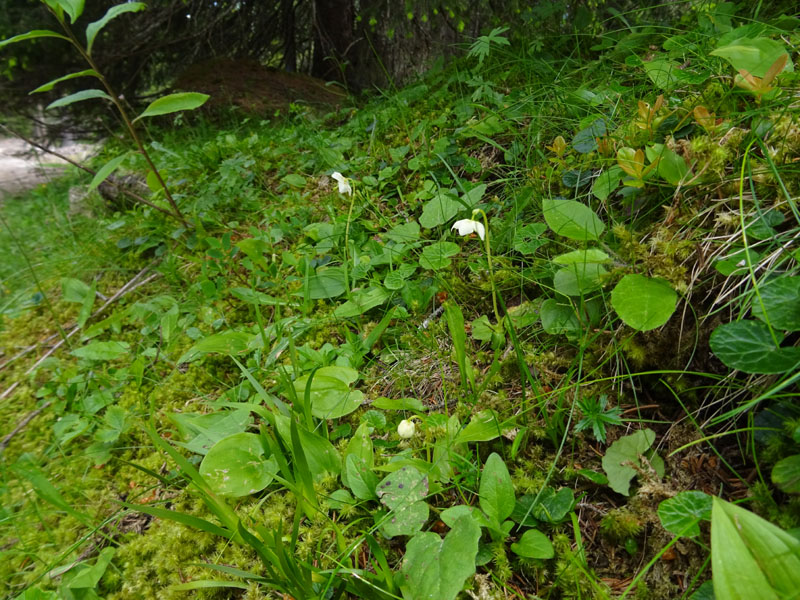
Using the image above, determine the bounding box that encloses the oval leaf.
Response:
[710,320,800,374]
[199,433,276,497]
[611,274,677,331]
[46,89,112,110]
[511,529,554,559]
[542,197,605,241]
[134,92,210,121]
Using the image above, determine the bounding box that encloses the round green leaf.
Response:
[710,320,800,374]
[772,455,800,494]
[542,198,605,241]
[658,491,712,537]
[611,274,677,331]
[511,529,554,559]
[751,277,800,331]
[553,263,607,296]
[420,241,460,270]
[199,433,277,497]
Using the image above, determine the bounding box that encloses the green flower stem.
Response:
[474,209,501,325]
[343,184,357,296]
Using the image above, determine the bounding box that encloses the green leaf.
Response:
[199,433,277,497]
[0,30,69,49]
[399,515,481,600]
[611,274,677,331]
[133,92,210,121]
[511,529,554,559]
[376,466,429,538]
[281,173,307,188]
[52,0,84,23]
[571,118,606,154]
[751,277,800,331]
[711,37,793,78]
[643,58,681,90]
[542,197,605,241]
[658,491,713,537]
[345,454,379,500]
[71,340,129,361]
[530,487,575,524]
[229,288,284,306]
[454,409,506,444]
[46,89,112,110]
[85,3,146,54]
[385,221,420,243]
[593,166,623,201]
[772,455,800,494]
[552,248,610,265]
[341,422,373,488]
[419,191,461,229]
[334,286,391,318]
[30,69,99,94]
[420,241,460,270]
[602,429,663,496]
[177,331,254,363]
[88,153,128,191]
[479,453,515,525]
[307,266,346,299]
[512,223,548,255]
[553,263,607,296]
[646,144,690,185]
[540,299,580,337]
[61,277,90,303]
[384,264,417,290]
[371,397,425,412]
[712,497,800,599]
[293,366,363,419]
[710,320,800,374]
[66,547,114,589]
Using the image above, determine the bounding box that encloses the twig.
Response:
[0,400,52,452]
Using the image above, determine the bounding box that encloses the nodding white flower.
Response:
[397,419,416,439]
[452,217,485,241]
[331,171,352,196]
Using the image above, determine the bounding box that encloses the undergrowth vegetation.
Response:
[2,2,800,599]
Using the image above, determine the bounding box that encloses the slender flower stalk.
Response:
[453,209,500,325]
[332,172,356,295]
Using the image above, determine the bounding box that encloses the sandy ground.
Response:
[0,137,97,200]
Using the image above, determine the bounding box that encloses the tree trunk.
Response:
[311,0,354,84]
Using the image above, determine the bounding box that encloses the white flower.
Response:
[331,171,352,196]
[397,419,416,439]
[452,217,485,240]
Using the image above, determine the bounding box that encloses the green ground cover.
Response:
[2,3,800,599]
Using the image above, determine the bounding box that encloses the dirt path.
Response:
[0,137,96,200]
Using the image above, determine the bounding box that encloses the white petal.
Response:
[331,171,352,196]
[452,218,483,239]
[397,419,416,439]
[474,221,486,240]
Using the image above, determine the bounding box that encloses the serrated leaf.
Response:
[751,277,800,331]
[611,274,677,331]
[658,491,712,537]
[85,3,146,54]
[710,320,800,374]
[420,241,460,270]
[542,197,605,241]
[133,92,210,121]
